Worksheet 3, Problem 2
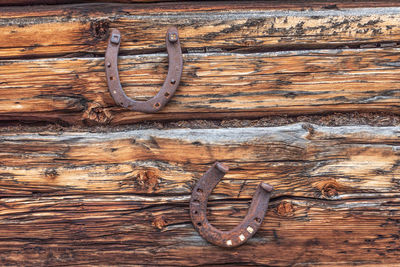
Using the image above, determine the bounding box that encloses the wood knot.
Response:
[276,201,294,217]
[121,169,160,192]
[83,103,112,125]
[134,170,159,191]
[44,168,58,180]
[302,123,315,139]
[152,215,168,230]
[325,187,338,197]
[313,179,341,198]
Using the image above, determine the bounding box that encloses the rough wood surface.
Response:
[1,196,399,266]
[2,0,400,7]
[2,4,400,124]
[0,123,399,265]
[2,4,400,59]
[2,123,400,198]
[1,2,399,266]
[1,48,400,125]
[0,0,170,5]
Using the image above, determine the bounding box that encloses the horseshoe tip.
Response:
[215,162,229,173]
[260,183,274,192]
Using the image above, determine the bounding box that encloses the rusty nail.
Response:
[168,32,178,43]
[110,33,120,44]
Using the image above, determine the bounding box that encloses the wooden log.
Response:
[2,0,400,7]
[2,4,400,59]
[0,124,399,265]
[1,123,399,198]
[1,48,400,125]
[0,196,399,266]
[0,0,171,5]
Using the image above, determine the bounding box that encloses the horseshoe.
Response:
[190,162,274,248]
[105,27,183,113]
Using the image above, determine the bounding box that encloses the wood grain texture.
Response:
[1,2,399,266]
[2,4,400,58]
[0,124,399,265]
[2,0,400,7]
[1,48,400,125]
[0,0,170,5]
[0,196,399,266]
[1,123,400,198]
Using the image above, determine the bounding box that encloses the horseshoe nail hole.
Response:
[197,222,202,227]
[170,79,176,84]
[197,188,203,193]
[154,103,160,108]
[164,92,170,98]
[113,90,116,94]
[192,199,199,203]
[193,210,198,215]
[110,76,113,80]
[239,234,245,241]
[107,62,111,68]
[254,217,261,223]
[247,226,254,234]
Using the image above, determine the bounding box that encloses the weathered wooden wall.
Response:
[1,1,400,266]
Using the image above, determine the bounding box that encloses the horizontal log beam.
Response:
[1,123,399,198]
[0,0,172,5]
[0,192,398,265]
[1,48,400,124]
[2,4,400,58]
[0,196,400,266]
[2,0,400,7]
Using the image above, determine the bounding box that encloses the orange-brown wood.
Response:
[0,124,399,265]
[0,123,399,198]
[2,4,400,59]
[1,48,400,125]
[2,0,400,7]
[1,2,399,265]
[0,196,398,266]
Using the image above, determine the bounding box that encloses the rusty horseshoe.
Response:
[190,162,274,248]
[105,27,183,113]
